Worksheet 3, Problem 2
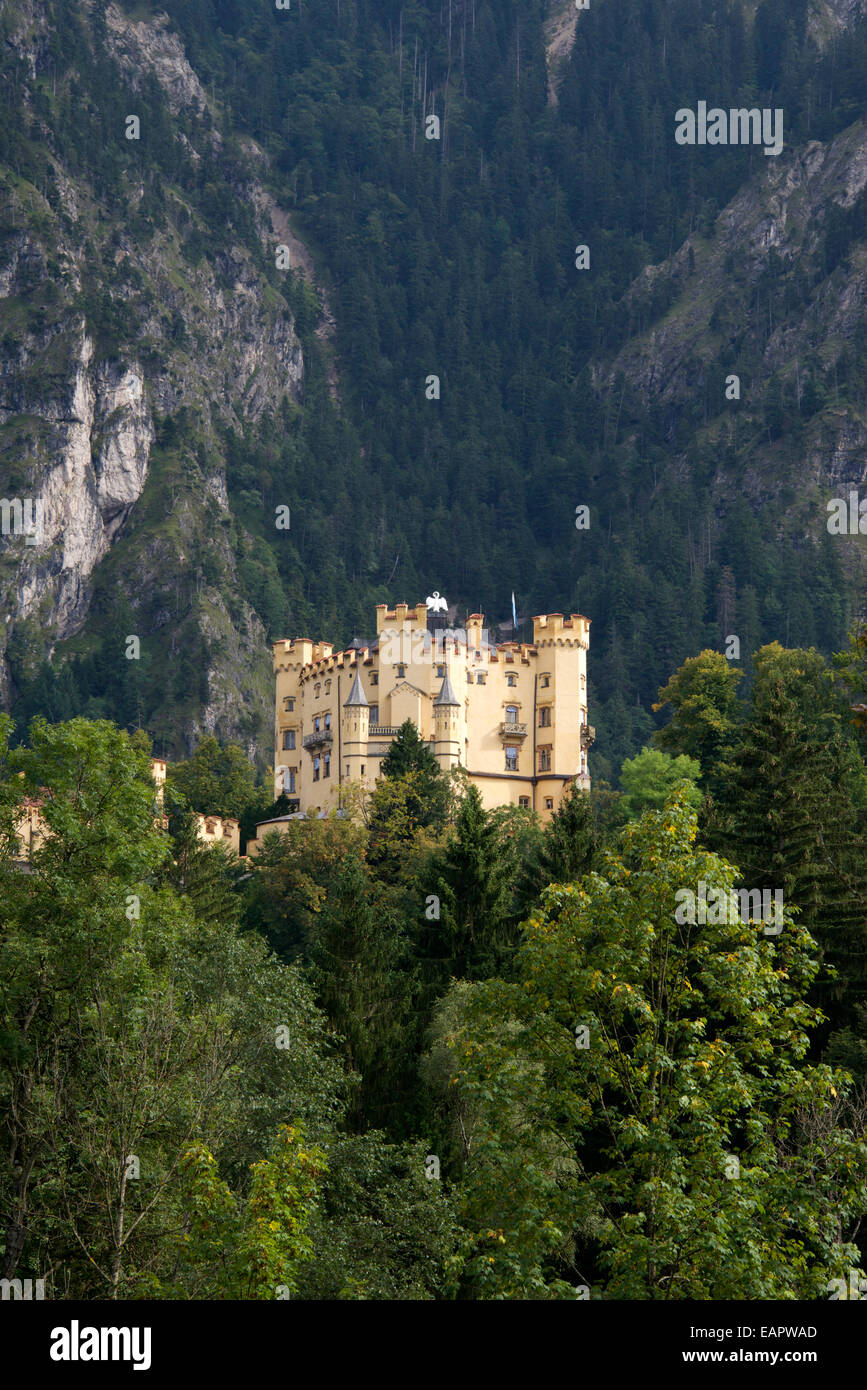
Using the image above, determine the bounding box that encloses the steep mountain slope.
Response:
[0,0,330,755]
[1,0,866,775]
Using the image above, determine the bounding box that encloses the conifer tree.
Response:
[711,646,867,1048]
[426,785,512,983]
[307,850,416,1133]
[517,782,597,914]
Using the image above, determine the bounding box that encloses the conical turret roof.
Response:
[434,670,460,707]
[344,671,369,706]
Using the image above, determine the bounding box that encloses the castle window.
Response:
[540,674,550,688]
[397,664,406,678]
[505,705,519,723]
[370,705,379,724]
[545,797,554,811]
[507,674,517,687]
[518,796,530,809]
[314,717,321,733]
[313,757,320,782]
[361,764,365,775]
[283,729,296,750]
[505,746,518,772]
[371,673,378,685]
[476,673,485,684]
[436,665,445,678]
[284,770,296,794]
[539,707,551,727]
[324,753,331,779]
[325,713,331,732]
[539,748,551,772]
[284,697,295,712]
[466,672,472,684]
[346,764,350,777]
[325,679,332,694]
[314,683,321,698]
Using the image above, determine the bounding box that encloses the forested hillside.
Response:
[1,0,867,774]
[3,630,867,1297]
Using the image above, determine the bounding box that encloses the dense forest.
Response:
[2,625,867,1297]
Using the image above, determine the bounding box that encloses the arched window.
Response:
[507,673,517,686]
[505,704,519,723]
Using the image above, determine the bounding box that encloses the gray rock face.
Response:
[104,4,207,115]
[596,112,867,559]
[0,0,313,739]
[0,327,152,644]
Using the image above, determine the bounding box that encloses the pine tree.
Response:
[519,783,597,912]
[711,646,867,1048]
[307,850,416,1133]
[426,785,512,983]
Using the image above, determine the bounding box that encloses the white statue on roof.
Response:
[426,591,448,612]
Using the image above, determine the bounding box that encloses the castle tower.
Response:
[433,668,461,771]
[532,612,593,799]
[273,638,314,799]
[342,669,370,783]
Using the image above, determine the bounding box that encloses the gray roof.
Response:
[344,671,369,706]
[434,670,460,707]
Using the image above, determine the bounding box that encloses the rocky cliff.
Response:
[0,0,327,755]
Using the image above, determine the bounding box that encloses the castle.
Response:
[258,597,593,835]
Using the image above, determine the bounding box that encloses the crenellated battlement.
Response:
[268,596,591,824]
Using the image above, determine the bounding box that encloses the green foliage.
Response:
[424,785,513,984]
[0,717,347,1296]
[164,1125,325,1300]
[243,809,367,962]
[168,735,263,820]
[296,1134,459,1300]
[305,849,418,1132]
[433,791,867,1299]
[653,650,745,781]
[710,644,867,1057]
[619,746,702,820]
[525,783,597,898]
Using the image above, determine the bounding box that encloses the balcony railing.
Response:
[369,725,401,736]
[302,728,333,750]
[500,721,528,739]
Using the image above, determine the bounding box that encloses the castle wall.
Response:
[271,605,591,821]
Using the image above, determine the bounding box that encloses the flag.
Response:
[511,592,518,630]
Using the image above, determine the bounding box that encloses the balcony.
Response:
[303,728,333,750]
[369,725,401,736]
[500,721,528,739]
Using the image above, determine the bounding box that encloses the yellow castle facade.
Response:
[268,598,593,824]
